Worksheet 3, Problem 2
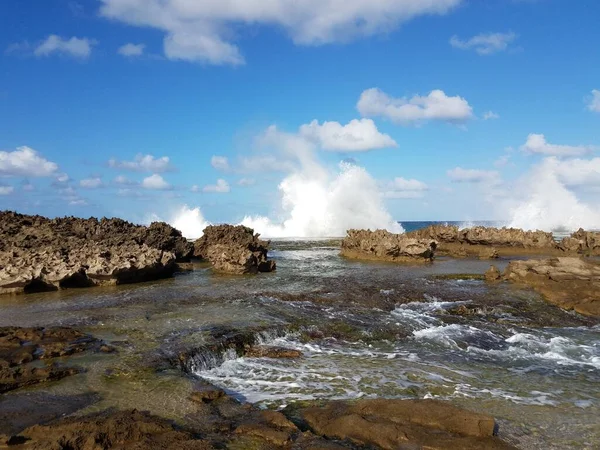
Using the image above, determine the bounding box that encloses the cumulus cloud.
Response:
[587,89,600,113]
[109,154,172,172]
[0,185,14,195]
[383,177,428,198]
[203,179,230,193]
[117,42,145,57]
[34,35,96,59]
[211,156,230,171]
[447,167,500,184]
[299,119,397,151]
[99,0,462,65]
[483,111,500,120]
[0,146,58,177]
[542,157,600,187]
[142,174,170,190]
[114,175,138,185]
[357,88,473,125]
[450,32,517,55]
[238,178,256,186]
[521,134,596,157]
[79,177,104,189]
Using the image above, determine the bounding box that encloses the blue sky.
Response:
[1,0,599,236]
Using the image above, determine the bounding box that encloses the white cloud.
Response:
[447,167,500,184]
[483,111,500,120]
[357,88,473,125]
[109,154,172,172]
[114,175,137,185]
[0,185,14,195]
[587,89,600,113]
[543,157,600,187]
[99,0,462,65]
[142,173,171,190]
[0,146,58,177]
[299,119,397,152]
[69,199,88,206]
[56,173,70,183]
[117,43,145,57]
[521,133,596,157]
[34,35,96,59]
[383,177,428,198]
[190,185,200,192]
[238,178,256,186]
[211,155,230,171]
[450,32,517,55]
[203,179,230,193]
[80,177,103,189]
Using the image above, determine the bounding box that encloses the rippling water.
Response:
[1,240,598,449]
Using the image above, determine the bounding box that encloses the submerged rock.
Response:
[193,225,276,274]
[0,211,194,295]
[341,229,436,263]
[295,398,514,450]
[502,257,600,317]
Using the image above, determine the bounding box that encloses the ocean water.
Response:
[0,237,598,449]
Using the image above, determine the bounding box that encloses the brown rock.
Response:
[485,265,503,282]
[245,346,303,358]
[503,257,600,317]
[234,410,298,447]
[299,399,514,450]
[190,385,226,403]
[193,225,276,274]
[341,229,436,263]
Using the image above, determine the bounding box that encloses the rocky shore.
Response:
[341,229,437,263]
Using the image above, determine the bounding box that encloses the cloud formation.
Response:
[34,35,96,59]
[447,167,500,184]
[203,179,230,193]
[383,177,429,198]
[450,32,517,55]
[109,154,172,172]
[142,174,170,190]
[80,177,104,189]
[587,89,600,113]
[0,186,14,195]
[299,119,397,151]
[99,0,462,65]
[211,156,230,171]
[521,133,596,157]
[117,43,145,56]
[357,88,473,125]
[483,111,500,120]
[0,146,58,177]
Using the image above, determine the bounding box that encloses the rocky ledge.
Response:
[406,224,600,258]
[194,224,276,274]
[486,257,600,317]
[0,211,194,295]
[341,229,436,263]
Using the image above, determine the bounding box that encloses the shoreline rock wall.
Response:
[0,211,194,295]
[341,229,437,263]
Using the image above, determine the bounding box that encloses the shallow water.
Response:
[1,241,598,449]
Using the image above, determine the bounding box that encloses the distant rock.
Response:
[485,265,503,282]
[0,211,193,295]
[502,257,600,317]
[406,224,600,258]
[341,229,436,263]
[194,225,276,274]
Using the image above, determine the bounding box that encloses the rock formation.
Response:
[0,211,194,295]
[406,224,600,258]
[498,257,600,317]
[341,229,436,263]
[194,225,276,274]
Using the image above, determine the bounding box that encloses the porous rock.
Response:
[341,229,436,263]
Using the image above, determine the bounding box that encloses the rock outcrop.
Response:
[0,211,194,295]
[406,224,600,258]
[498,257,600,317]
[0,327,104,393]
[295,399,514,450]
[194,225,276,274]
[341,229,436,263]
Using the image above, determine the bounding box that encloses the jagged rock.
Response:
[297,399,514,450]
[485,265,503,282]
[0,211,193,295]
[193,225,276,274]
[559,228,600,254]
[503,257,600,317]
[341,229,436,263]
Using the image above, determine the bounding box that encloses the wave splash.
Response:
[242,163,403,238]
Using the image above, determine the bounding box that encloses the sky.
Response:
[1,0,599,237]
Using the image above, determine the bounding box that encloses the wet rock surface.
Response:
[499,257,600,317]
[0,327,103,393]
[194,224,276,274]
[0,211,194,295]
[341,229,436,263]
[406,224,600,258]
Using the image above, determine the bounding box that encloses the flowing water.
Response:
[1,240,599,449]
